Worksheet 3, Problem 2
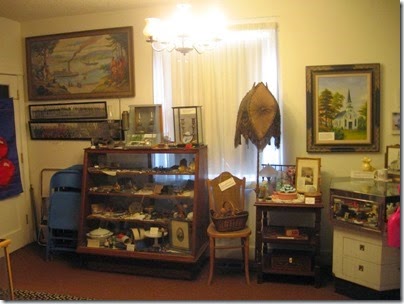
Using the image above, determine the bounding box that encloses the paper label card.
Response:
[219,177,236,191]
[305,197,315,204]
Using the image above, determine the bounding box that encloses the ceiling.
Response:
[0,0,176,22]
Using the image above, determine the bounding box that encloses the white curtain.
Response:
[153,22,282,182]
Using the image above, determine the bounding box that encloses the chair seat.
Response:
[207,223,251,238]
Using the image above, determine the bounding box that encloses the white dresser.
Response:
[329,177,400,299]
[332,226,400,291]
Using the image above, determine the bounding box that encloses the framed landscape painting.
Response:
[26,26,135,101]
[306,63,380,152]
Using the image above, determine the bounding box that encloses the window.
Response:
[153,22,281,181]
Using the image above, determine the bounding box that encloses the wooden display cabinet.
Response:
[77,146,209,279]
[254,200,324,288]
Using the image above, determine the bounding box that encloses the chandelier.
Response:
[143,4,226,55]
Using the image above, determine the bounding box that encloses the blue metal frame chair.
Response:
[46,166,82,261]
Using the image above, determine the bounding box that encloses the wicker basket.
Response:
[210,201,249,232]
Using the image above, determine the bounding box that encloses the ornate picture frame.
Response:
[29,101,107,121]
[169,219,191,251]
[295,157,321,193]
[385,144,400,179]
[25,26,135,101]
[306,63,380,152]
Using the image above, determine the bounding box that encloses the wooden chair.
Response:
[206,171,251,285]
[0,239,14,300]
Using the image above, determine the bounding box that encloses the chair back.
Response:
[49,168,82,191]
[48,167,82,230]
[207,171,246,213]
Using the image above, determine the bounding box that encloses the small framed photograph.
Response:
[385,145,400,179]
[392,112,400,135]
[169,219,191,251]
[295,157,321,193]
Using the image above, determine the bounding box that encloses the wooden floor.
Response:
[5,242,351,301]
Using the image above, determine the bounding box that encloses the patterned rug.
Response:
[0,289,94,301]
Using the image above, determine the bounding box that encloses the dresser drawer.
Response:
[343,237,381,263]
[342,256,401,290]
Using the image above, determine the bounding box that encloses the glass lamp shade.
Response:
[259,166,278,178]
[143,18,161,41]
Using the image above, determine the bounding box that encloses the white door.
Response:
[0,74,33,253]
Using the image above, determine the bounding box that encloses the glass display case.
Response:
[329,177,400,233]
[172,106,204,145]
[77,146,209,278]
[125,104,163,147]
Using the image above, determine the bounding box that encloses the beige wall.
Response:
[0,0,400,261]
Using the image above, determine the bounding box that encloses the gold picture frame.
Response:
[25,26,135,101]
[295,157,321,193]
[169,219,191,251]
[306,63,380,152]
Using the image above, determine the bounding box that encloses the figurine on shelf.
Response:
[361,157,375,172]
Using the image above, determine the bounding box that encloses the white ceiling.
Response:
[0,0,176,22]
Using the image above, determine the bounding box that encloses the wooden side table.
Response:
[254,201,324,288]
[0,239,14,300]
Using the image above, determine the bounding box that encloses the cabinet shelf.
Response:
[76,244,202,262]
[77,147,209,279]
[262,226,314,245]
[88,168,196,176]
[87,191,194,200]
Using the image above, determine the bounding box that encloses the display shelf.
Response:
[77,146,209,278]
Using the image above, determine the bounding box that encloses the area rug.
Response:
[0,289,94,301]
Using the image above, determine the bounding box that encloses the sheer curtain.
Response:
[153,22,282,182]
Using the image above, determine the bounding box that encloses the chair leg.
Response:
[243,237,250,285]
[208,236,215,285]
[3,245,14,300]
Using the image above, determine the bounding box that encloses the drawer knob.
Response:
[359,244,365,251]
[358,265,364,272]
[288,257,293,264]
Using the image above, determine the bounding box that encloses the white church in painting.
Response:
[332,90,359,130]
